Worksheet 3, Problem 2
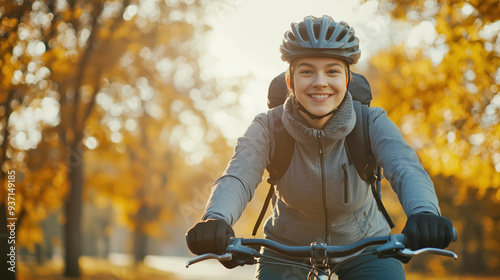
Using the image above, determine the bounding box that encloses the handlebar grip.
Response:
[402,227,458,247]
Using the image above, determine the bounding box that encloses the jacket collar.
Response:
[282,92,356,144]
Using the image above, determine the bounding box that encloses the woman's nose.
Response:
[312,73,328,87]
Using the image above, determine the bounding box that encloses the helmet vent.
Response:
[298,24,310,42]
[338,29,348,41]
[313,24,321,41]
[325,27,334,41]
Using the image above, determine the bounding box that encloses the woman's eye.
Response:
[328,69,340,74]
[300,70,313,75]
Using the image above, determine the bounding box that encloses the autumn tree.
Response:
[83,75,242,262]
[0,0,241,278]
[369,0,499,275]
[0,2,58,279]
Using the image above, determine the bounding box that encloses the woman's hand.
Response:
[186,219,235,255]
[403,212,454,250]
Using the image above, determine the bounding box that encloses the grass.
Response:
[17,257,174,280]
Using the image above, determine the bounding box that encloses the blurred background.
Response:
[0,0,499,279]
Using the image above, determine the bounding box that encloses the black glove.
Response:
[186,219,243,269]
[186,219,235,255]
[403,212,453,250]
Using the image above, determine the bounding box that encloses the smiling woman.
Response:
[186,14,455,280]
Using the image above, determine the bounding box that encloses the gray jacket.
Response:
[202,92,441,258]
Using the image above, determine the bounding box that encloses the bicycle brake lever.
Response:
[399,248,458,260]
[376,237,405,257]
[226,238,261,257]
[186,252,232,268]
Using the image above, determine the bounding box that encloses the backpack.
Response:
[252,72,395,236]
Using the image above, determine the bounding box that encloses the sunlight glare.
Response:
[145,102,164,119]
[84,136,99,150]
[460,3,475,16]
[406,21,437,48]
[469,133,485,146]
[124,119,138,131]
[110,132,123,143]
[123,5,138,21]
[96,92,113,111]
[41,96,60,126]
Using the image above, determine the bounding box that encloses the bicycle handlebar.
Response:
[236,235,393,258]
[186,228,457,268]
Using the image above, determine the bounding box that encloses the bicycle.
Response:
[186,228,457,280]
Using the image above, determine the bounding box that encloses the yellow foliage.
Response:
[371,2,499,273]
[0,0,243,260]
[370,2,500,190]
[99,27,110,39]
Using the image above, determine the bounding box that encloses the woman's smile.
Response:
[308,93,334,102]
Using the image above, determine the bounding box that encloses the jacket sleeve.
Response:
[368,107,441,216]
[201,111,273,226]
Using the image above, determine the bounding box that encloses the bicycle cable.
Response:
[258,254,329,276]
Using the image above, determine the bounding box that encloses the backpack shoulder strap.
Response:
[345,101,377,183]
[267,105,295,184]
[252,105,295,236]
[345,101,395,228]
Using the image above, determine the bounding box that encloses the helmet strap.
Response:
[296,101,338,120]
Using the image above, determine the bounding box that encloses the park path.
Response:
[145,255,255,280]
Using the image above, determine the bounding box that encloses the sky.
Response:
[202,0,395,139]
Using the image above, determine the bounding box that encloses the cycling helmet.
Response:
[280,15,361,64]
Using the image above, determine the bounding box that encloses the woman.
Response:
[186,16,454,279]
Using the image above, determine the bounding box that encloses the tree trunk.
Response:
[133,204,147,264]
[35,243,43,265]
[133,226,147,264]
[64,146,84,277]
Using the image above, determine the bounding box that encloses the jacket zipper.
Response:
[317,130,329,243]
[342,164,348,204]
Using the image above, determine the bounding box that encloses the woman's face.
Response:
[290,57,348,126]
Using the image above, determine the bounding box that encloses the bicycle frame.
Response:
[186,229,458,280]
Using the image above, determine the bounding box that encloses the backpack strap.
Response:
[345,101,395,228]
[266,105,295,185]
[345,101,377,182]
[371,168,395,228]
[252,105,295,236]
